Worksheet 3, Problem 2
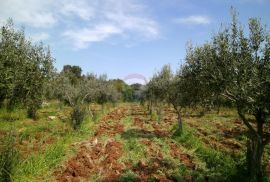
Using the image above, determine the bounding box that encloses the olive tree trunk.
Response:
[148,101,153,115]
[157,103,163,122]
[176,110,183,134]
[239,111,269,182]
[246,134,265,182]
[172,104,183,134]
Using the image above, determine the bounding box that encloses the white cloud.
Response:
[59,1,95,20]
[0,0,159,48]
[173,15,211,25]
[0,0,57,28]
[107,13,159,39]
[62,0,160,48]
[63,24,123,49]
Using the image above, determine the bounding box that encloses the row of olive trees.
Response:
[52,67,121,108]
[145,64,204,133]
[0,20,54,119]
[146,10,270,181]
[187,11,270,181]
[45,66,121,129]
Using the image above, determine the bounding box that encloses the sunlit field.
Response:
[1,1,270,182]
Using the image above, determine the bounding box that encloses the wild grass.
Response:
[14,142,65,182]
[0,130,19,182]
[0,108,26,123]
[120,138,147,165]
[119,170,139,182]
[172,124,242,181]
[0,101,115,181]
[12,114,99,181]
[121,116,133,129]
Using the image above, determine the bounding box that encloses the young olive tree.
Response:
[186,10,270,181]
[146,65,173,119]
[146,64,203,133]
[167,74,186,133]
[55,70,120,128]
[96,75,121,110]
[54,73,88,129]
[167,63,205,134]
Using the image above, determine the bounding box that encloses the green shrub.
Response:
[0,131,19,182]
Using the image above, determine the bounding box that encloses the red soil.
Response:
[170,143,195,170]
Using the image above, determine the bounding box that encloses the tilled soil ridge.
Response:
[55,107,129,182]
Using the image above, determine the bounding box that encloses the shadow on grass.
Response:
[171,128,182,138]
[121,128,165,139]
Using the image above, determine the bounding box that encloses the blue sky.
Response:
[1,0,270,84]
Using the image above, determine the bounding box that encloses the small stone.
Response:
[48,116,56,120]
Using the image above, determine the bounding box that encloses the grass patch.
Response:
[172,124,240,181]
[119,170,139,182]
[0,130,19,182]
[0,108,26,123]
[121,116,133,129]
[13,141,65,182]
[120,138,147,165]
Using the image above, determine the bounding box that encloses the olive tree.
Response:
[185,10,270,181]
[55,70,120,128]
[54,72,90,129]
[146,65,173,118]
[167,63,204,133]
[95,75,121,110]
[0,20,54,119]
[167,73,186,133]
[184,42,217,113]
[146,63,204,133]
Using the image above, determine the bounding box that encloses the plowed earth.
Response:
[53,105,269,181]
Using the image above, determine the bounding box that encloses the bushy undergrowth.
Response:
[0,131,19,182]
